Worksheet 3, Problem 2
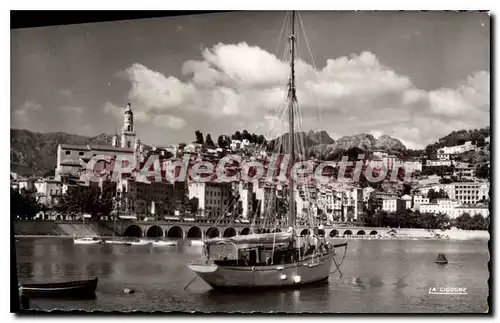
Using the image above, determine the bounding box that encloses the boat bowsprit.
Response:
[19,278,98,298]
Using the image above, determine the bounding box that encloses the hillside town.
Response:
[11,103,490,230]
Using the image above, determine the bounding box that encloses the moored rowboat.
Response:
[73,237,101,245]
[152,240,177,247]
[19,278,98,298]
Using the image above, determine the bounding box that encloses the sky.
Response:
[11,11,490,149]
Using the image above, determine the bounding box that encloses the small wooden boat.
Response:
[189,240,204,246]
[73,237,101,245]
[19,278,98,298]
[152,240,177,247]
[103,239,129,245]
[127,239,151,246]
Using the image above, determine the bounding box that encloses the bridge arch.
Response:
[317,229,325,236]
[167,226,184,238]
[240,227,252,235]
[300,229,310,236]
[357,230,366,236]
[272,228,282,233]
[223,227,237,237]
[187,226,203,239]
[206,227,220,238]
[329,229,339,237]
[146,225,164,238]
[343,230,353,236]
[370,230,378,235]
[124,225,142,237]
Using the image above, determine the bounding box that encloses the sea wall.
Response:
[13,220,116,237]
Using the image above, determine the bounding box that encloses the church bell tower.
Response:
[121,102,136,149]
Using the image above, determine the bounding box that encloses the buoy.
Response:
[436,253,448,264]
[123,288,135,294]
[279,274,287,280]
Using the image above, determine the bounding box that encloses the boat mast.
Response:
[288,11,297,229]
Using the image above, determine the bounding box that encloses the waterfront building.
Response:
[33,178,63,205]
[453,182,489,205]
[382,155,397,170]
[381,197,408,213]
[454,162,475,178]
[402,160,423,173]
[454,205,490,218]
[439,141,477,155]
[188,182,232,218]
[426,160,453,167]
[17,177,36,192]
[437,151,451,161]
[412,194,430,210]
[117,177,174,217]
[235,181,255,219]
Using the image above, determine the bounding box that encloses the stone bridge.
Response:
[106,220,388,239]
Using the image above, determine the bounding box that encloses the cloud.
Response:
[12,101,43,124]
[153,115,186,129]
[105,43,489,148]
[60,106,84,115]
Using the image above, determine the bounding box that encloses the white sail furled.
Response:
[204,232,293,246]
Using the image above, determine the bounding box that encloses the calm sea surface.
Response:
[15,238,489,313]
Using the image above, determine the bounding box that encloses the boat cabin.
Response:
[204,232,331,267]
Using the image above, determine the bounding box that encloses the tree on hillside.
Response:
[11,188,41,220]
[455,212,472,230]
[205,134,215,148]
[346,147,364,161]
[476,164,490,179]
[55,187,113,220]
[232,131,242,141]
[217,135,230,148]
[258,135,266,145]
[427,189,449,202]
[195,130,204,144]
[241,129,251,141]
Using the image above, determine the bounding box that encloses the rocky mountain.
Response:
[333,133,377,151]
[269,130,406,158]
[307,130,335,145]
[11,129,113,176]
[374,134,406,151]
[307,133,407,159]
[267,130,335,153]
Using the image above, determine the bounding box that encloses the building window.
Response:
[65,151,70,155]
[127,141,131,148]
[79,151,84,156]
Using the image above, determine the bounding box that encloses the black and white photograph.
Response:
[10,9,491,314]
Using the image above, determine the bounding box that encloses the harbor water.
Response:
[15,237,489,313]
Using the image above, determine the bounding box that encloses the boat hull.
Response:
[188,251,335,289]
[19,278,98,298]
[152,240,177,246]
[74,238,101,245]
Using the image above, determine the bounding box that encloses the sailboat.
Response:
[73,214,102,244]
[149,201,177,247]
[187,11,348,290]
